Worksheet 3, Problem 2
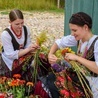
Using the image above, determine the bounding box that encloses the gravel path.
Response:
[0,11,64,46]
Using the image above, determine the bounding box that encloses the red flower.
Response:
[0,93,5,98]
[19,57,25,64]
[67,76,72,82]
[55,81,61,87]
[39,53,46,59]
[56,76,65,82]
[71,91,81,98]
[60,89,70,97]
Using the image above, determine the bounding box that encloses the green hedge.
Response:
[0,0,64,11]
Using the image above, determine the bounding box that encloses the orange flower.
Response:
[9,79,19,86]
[26,82,34,87]
[13,74,21,79]
[61,47,75,56]
[61,49,68,56]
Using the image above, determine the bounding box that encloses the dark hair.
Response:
[69,12,92,29]
[9,9,24,22]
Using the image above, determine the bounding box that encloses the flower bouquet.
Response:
[52,47,93,98]
[0,74,43,98]
[31,31,51,83]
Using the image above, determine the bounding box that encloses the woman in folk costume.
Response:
[48,12,98,98]
[0,9,39,81]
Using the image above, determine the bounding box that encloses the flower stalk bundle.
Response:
[32,31,50,83]
[53,47,93,98]
[69,61,93,97]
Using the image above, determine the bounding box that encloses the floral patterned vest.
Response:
[84,37,98,77]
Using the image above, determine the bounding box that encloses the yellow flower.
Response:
[36,31,48,46]
[61,47,75,56]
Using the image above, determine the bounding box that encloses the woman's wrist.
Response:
[75,55,81,62]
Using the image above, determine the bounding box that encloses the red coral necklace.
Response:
[11,26,22,39]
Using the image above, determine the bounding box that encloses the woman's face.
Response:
[10,19,24,32]
[69,23,87,41]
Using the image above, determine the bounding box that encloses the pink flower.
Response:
[60,89,70,97]
[57,76,65,82]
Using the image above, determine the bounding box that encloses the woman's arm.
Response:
[1,29,39,59]
[18,43,39,57]
[65,53,98,74]
[48,43,59,64]
[48,35,77,64]
[49,43,58,55]
[76,56,98,74]
[1,30,19,60]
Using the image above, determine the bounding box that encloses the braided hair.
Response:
[69,12,92,29]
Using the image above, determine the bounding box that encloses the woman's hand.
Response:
[29,43,40,52]
[18,43,40,57]
[48,54,58,64]
[65,53,78,61]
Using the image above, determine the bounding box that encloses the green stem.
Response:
[28,86,30,98]
[70,61,92,97]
